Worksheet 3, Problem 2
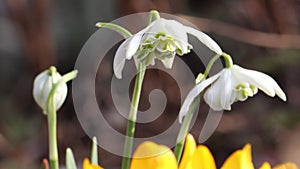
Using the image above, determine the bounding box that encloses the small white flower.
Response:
[33,67,68,114]
[179,65,286,122]
[114,18,222,79]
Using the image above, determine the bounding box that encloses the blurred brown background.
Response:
[0,0,300,168]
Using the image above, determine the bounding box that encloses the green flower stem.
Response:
[203,54,221,79]
[46,69,78,169]
[121,63,146,169]
[203,52,233,79]
[222,52,233,68]
[147,10,160,24]
[173,52,233,162]
[174,96,200,162]
[95,22,132,38]
[121,11,160,169]
[48,96,59,169]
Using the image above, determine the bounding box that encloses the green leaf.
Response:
[66,148,77,169]
[91,137,98,165]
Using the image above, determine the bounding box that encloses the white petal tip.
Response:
[279,94,287,102]
[115,73,122,79]
[178,117,183,124]
[113,64,124,79]
[42,110,48,115]
[215,47,223,55]
[178,110,184,123]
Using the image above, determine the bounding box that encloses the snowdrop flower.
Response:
[114,18,222,79]
[179,64,286,122]
[33,66,68,115]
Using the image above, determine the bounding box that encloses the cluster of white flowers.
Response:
[109,14,287,123]
[113,18,222,79]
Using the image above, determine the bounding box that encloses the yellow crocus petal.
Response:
[259,162,272,169]
[221,144,254,169]
[188,145,217,169]
[131,141,177,169]
[179,133,197,169]
[273,163,299,169]
[83,158,103,169]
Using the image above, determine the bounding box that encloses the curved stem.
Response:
[121,63,146,169]
[96,22,132,38]
[203,54,221,79]
[202,52,233,79]
[222,52,233,68]
[46,69,78,169]
[174,52,233,162]
[147,10,160,24]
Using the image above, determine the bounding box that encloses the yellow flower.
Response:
[130,134,298,169]
[260,162,298,169]
[130,141,177,169]
[83,158,103,169]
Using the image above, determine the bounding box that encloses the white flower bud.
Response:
[33,66,68,115]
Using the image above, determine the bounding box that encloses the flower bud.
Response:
[33,66,67,114]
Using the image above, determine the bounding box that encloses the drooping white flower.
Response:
[33,67,68,114]
[114,18,222,79]
[179,65,286,122]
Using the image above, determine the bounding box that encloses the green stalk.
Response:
[174,52,233,162]
[203,54,221,78]
[202,52,233,78]
[121,63,146,169]
[121,10,160,169]
[95,22,132,38]
[47,68,59,169]
[46,69,78,169]
[222,52,233,68]
[173,54,221,162]
[147,10,160,24]
[174,96,200,162]
[48,100,58,169]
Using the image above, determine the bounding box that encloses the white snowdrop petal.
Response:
[162,19,189,53]
[33,70,51,110]
[204,82,223,111]
[126,22,154,60]
[161,53,175,69]
[54,83,68,110]
[184,26,222,55]
[146,18,165,33]
[126,35,142,59]
[179,71,222,123]
[204,70,233,111]
[256,72,287,101]
[33,69,68,114]
[232,65,276,97]
[220,70,236,110]
[113,38,131,79]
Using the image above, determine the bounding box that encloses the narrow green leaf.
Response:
[90,137,98,165]
[66,148,77,169]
